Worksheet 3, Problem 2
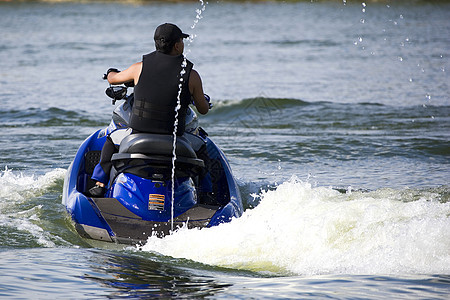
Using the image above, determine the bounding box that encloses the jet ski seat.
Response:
[111,133,204,179]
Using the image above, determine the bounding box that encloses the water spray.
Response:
[170,0,208,233]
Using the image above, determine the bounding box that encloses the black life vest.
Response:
[131,51,193,135]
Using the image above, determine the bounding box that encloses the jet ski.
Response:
[62,85,243,245]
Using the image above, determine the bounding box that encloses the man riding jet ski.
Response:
[90,23,210,197]
[62,23,243,244]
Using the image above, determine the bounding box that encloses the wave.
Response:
[203,97,310,124]
[2,165,448,275]
[0,167,65,202]
[0,107,105,128]
[210,97,309,112]
[140,177,450,276]
[207,97,450,119]
[2,99,448,129]
[203,97,450,159]
[0,167,67,248]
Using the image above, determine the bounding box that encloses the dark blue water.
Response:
[0,1,449,298]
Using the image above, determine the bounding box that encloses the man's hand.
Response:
[103,68,120,80]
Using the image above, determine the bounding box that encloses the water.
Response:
[1,0,449,298]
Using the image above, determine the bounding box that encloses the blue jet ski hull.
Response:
[62,127,243,244]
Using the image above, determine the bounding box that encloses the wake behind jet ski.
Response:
[62,85,243,244]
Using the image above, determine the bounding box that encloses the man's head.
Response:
[154,23,189,54]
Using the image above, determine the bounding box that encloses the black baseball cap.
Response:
[154,23,189,43]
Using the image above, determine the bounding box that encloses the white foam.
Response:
[140,177,450,275]
[0,167,66,203]
[0,167,67,247]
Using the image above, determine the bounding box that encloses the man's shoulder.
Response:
[190,69,199,77]
[189,69,201,86]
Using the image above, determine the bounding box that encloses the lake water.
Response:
[0,0,449,298]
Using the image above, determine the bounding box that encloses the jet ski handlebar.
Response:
[103,67,134,104]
